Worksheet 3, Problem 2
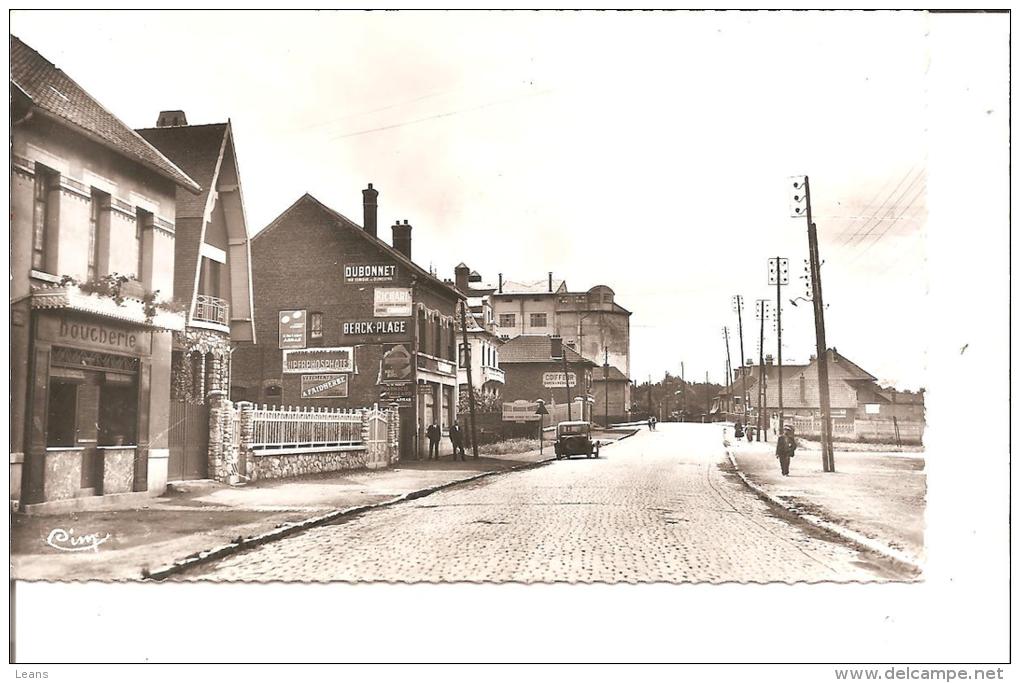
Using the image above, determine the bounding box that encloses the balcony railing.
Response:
[194,294,229,326]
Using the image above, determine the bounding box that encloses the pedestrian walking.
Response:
[651,416,657,431]
[776,424,797,476]
[427,421,441,460]
[450,422,466,460]
[647,416,653,431]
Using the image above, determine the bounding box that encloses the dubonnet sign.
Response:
[344,263,398,284]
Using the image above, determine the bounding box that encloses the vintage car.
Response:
[554,421,600,459]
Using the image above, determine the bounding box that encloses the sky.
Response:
[11,11,941,389]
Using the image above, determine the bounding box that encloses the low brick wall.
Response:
[246,447,369,483]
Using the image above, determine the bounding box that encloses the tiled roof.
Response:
[10,35,200,192]
[136,123,228,218]
[499,335,595,365]
[256,193,464,302]
[592,365,629,382]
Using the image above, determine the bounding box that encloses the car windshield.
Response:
[560,424,587,435]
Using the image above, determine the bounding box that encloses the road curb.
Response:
[723,448,923,574]
[144,455,558,581]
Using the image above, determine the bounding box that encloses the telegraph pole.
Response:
[790,176,835,472]
[756,299,769,442]
[680,362,685,420]
[732,295,749,426]
[562,346,573,421]
[459,300,479,459]
[603,347,610,428]
[722,326,733,419]
[768,258,789,433]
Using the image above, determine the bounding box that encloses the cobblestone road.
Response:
[179,423,906,583]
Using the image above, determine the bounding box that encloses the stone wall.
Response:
[212,402,401,484]
[247,448,369,483]
[101,448,135,494]
[43,450,82,501]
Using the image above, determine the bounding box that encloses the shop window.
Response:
[499,313,515,328]
[32,165,58,272]
[47,380,78,447]
[310,312,323,342]
[530,313,547,328]
[98,377,138,446]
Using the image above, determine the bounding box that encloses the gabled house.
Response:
[230,188,465,460]
[10,36,200,508]
[137,113,256,481]
[500,335,596,421]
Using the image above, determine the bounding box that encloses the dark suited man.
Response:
[427,422,441,460]
[776,424,797,476]
[449,422,466,461]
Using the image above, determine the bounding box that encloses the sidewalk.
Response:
[11,428,633,582]
[11,449,550,582]
[725,433,926,564]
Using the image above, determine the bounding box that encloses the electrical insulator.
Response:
[788,175,808,218]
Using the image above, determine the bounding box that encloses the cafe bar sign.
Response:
[283,347,356,374]
[344,263,398,284]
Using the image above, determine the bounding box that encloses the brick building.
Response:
[10,36,200,508]
[230,188,465,460]
[591,365,631,425]
[137,113,257,481]
[451,263,504,402]
[499,335,595,421]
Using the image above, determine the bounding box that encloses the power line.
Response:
[846,183,927,264]
[828,164,920,246]
[832,165,923,249]
[838,168,926,249]
[327,87,554,140]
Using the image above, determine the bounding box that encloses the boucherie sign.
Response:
[40,315,151,355]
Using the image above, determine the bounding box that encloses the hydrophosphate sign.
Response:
[284,347,356,374]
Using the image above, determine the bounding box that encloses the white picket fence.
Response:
[248,404,363,451]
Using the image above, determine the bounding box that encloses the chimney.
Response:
[156,110,188,127]
[454,263,470,293]
[548,271,553,292]
[392,220,412,260]
[809,353,817,361]
[498,273,503,293]
[362,183,378,238]
[550,335,563,360]
[765,354,774,366]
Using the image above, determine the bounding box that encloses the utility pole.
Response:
[756,299,767,441]
[732,295,749,426]
[647,373,652,419]
[705,371,710,422]
[603,347,610,428]
[722,326,733,419]
[790,176,835,472]
[768,258,789,433]
[459,300,479,459]
[562,345,573,421]
[680,362,685,420]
